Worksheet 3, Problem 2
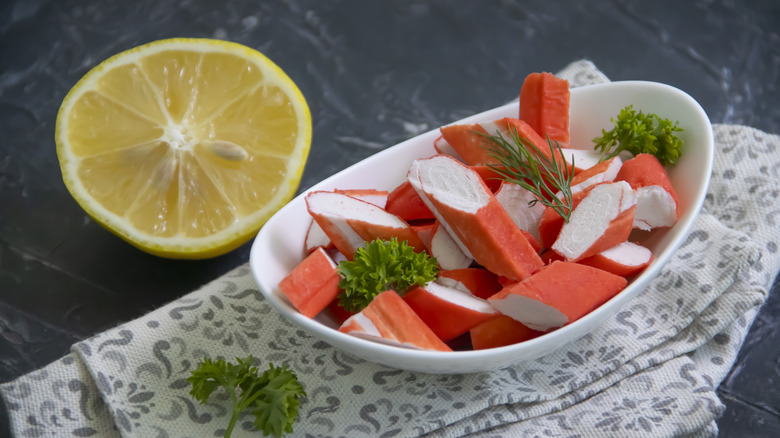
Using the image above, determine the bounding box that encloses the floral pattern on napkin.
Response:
[2,60,777,438]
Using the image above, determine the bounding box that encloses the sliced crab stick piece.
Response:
[411,155,544,281]
[470,315,544,350]
[305,191,426,260]
[406,158,473,258]
[559,148,602,174]
[433,135,466,162]
[339,290,452,352]
[616,153,680,231]
[438,117,550,166]
[386,181,435,221]
[567,156,623,196]
[488,261,627,331]
[305,189,389,253]
[435,268,502,300]
[278,247,341,318]
[428,221,473,270]
[304,219,335,253]
[537,188,591,249]
[403,282,498,342]
[494,181,546,244]
[552,181,636,262]
[333,188,389,209]
[519,71,571,145]
[578,241,653,277]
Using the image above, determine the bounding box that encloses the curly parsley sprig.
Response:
[481,128,575,223]
[593,105,684,166]
[188,356,305,438]
[337,238,439,312]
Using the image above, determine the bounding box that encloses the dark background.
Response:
[1,0,778,436]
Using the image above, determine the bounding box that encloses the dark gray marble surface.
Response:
[1,0,778,436]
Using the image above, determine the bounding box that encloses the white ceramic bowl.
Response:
[249,81,713,374]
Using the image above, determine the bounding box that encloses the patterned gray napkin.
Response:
[2,61,777,438]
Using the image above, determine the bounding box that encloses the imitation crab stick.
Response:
[470,315,544,350]
[552,181,637,262]
[406,158,473,258]
[339,290,452,351]
[410,155,544,281]
[439,117,550,166]
[428,221,473,270]
[519,72,570,145]
[435,268,502,300]
[305,189,389,253]
[559,148,602,174]
[385,181,435,221]
[433,135,465,162]
[568,156,623,196]
[305,191,426,260]
[494,181,546,244]
[403,282,498,342]
[537,188,591,249]
[579,241,654,277]
[488,261,627,331]
[334,189,388,208]
[278,247,341,318]
[304,220,334,253]
[616,153,680,231]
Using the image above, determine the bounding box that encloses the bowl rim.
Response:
[249,80,714,371]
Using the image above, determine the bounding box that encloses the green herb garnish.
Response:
[337,238,439,312]
[481,128,575,223]
[593,105,683,166]
[188,356,306,438]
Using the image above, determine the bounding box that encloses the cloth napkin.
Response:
[2,60,777,438]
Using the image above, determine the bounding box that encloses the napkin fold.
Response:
[3,61,777,438]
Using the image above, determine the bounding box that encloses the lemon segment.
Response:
[56,38,312,258]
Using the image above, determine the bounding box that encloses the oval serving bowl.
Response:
[249,81,714,374]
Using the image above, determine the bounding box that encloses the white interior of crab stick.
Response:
[552,181,636,260]
[420,282,496,313]
[600,241,652,266]
[305,220,332,252]
[495,182,545,243]
[416,157,490,213]
[560,148,601,172]
[407,159,474,258]
[489,294,568,332]
[430,223,472,270]
[634,185,677,230]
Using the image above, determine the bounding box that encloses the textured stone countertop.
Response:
[1,1,778,436]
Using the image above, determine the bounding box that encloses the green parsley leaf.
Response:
[592,105,684,166]
[187,356,306,438]
[252,364,305,437]
[337,238,439,312]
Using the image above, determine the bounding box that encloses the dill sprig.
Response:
[480,128,574,223]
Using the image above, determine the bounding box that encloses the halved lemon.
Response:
[55,38,312,258]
